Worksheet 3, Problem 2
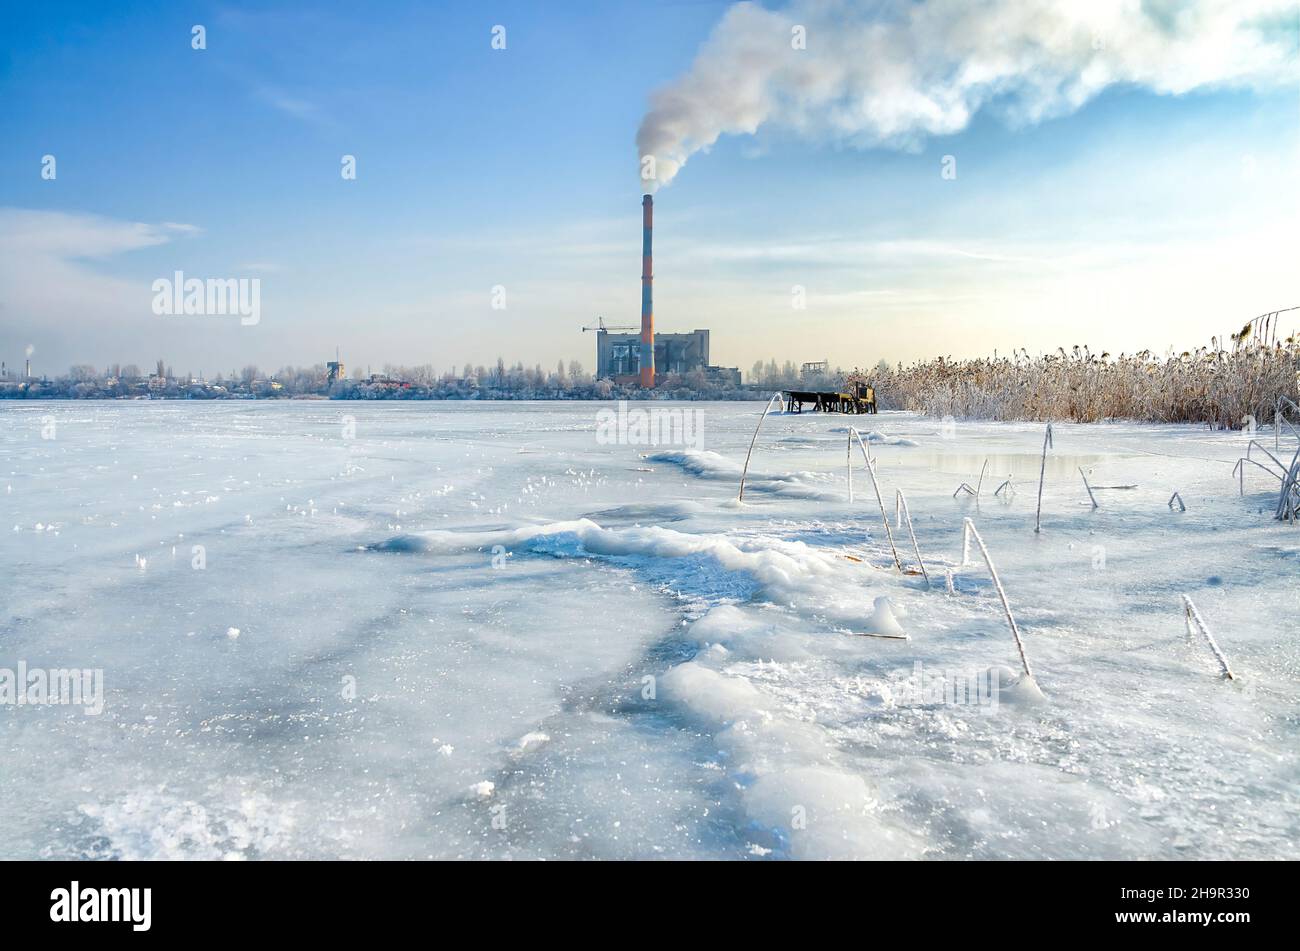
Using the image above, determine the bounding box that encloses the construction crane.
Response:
[581,316,637,333]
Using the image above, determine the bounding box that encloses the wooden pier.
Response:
[783,383,877,414]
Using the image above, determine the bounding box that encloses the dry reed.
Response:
[848,428,903,571]
[737,392,784,502]
[1182,595,1236,680]
[876,337,1300,429]
[960,518,1034,681]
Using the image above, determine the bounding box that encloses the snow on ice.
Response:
[1,401,1295,859]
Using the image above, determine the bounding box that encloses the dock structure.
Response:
[783,383,877,414]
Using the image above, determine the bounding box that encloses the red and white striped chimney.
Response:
[639,194,655,388]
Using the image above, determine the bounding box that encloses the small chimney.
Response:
[640,194,655,388]
[25,358,31,379]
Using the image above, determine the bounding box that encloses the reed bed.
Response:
[876,340,1300,428]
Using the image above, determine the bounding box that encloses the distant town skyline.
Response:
[2,1,1297,379]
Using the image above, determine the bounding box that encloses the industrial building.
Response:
[590,194,740,387]
[596,328,711,380]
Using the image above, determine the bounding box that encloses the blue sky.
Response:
[1,0,1297,379]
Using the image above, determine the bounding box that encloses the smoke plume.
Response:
[636,0,1298,189]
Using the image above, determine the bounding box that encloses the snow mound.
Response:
[376,519,854,607]
[513,732,551,754]
[659,606,926,860]
[828,428,918,446]
[990,665,1048,705]
[864,596,907,636]
[649,450,837,500]
[645,449,741,479]
[661,662,770,724]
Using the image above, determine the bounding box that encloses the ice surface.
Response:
[1,401,1296,859]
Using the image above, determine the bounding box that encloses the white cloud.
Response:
[253,84,334,127]
[0,209,196,260]
[637,0,1300,188]
[0,209,200,370]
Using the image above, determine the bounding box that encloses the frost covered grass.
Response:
[880,339,1300,427]
[2,400,1296,860]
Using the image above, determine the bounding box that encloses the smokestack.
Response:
[640,194,655,388]
[25,359,30,380]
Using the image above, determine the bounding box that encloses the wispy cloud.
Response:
[253,84,334,128]
[682,236,1061,269]
[0,209,201,365]
[0,210,198,260]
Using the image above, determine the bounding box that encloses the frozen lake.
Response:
[1,400,1296,859]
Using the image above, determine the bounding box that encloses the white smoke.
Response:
[25,344,35,358]
[636,0,1299,189]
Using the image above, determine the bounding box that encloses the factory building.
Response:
[597,328,711,381]
[590,194,739,386]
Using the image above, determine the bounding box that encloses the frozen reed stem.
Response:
[1035,424,1053,533]
[954,458,989,499]
[1182,595,1235,680]
[1246,440,1287,476]
[1277,451,1300,522]
[849,428,902,571]
[737,392,784,502]
[961,518,1034,680]
[894,488,930,586]
[1078,467,1098,509]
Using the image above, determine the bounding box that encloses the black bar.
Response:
[0,860,1283,938]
